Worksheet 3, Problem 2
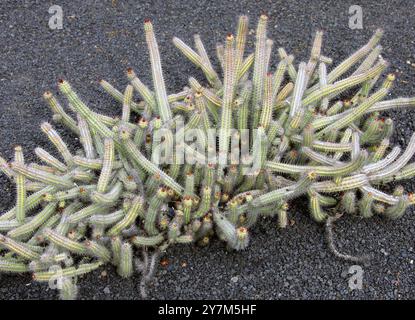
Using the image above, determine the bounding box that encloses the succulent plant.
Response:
[1,14,415,300]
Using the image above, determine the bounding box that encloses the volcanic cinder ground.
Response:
[1,0,415,299]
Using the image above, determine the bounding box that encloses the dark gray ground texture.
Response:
[1,0,415,300]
